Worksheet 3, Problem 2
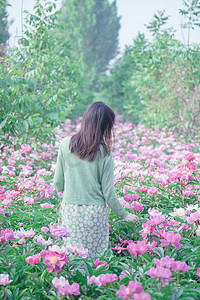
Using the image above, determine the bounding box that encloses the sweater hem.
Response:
[62,198,106,206]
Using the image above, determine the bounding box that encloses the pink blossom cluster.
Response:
[112,242,128,253]
[50,223,70,238]
[0,274,13,286]
[35,235,53,246]
[123,194,140,202]
[21,144,32,154]
[40,202,54,209]
[52,276,80,296]
[112,236,129,253]
[116,280,151,300]
[25,254,41,265]
[93,258,109,269]
[0,229,14,244]
[160,231,182,250]
[66,243,88,258]
[127,241,149,257]
[187,210,200,224]
[41,245,68,273]
[131,201,144,211]
[139,212,185,249]
[119,270,131,280]
[23,197,34,205]
[140,214,168,239]
[14,228,36,241]
[87,273,118,287]
[40,184,54,199]
[147,256,190,286]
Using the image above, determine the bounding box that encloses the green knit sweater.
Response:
[53,137,128,219]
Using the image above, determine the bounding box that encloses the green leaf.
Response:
[0,79,7,89]
[0,119,6,130]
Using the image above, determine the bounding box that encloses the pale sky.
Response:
[7,0,200,52]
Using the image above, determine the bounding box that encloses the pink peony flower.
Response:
[14,228,36,239]
[52,276,69,289]
[197,267,200,277]
[41,227,49,233]
[119,270,130,281]
[87,275,101,287]
[154,256,190,274]
[37,169,52,176]
[131,201,144,211]
[160,231,182,249]
[185,153,195,161]
[123,194,140,202]
[0,229,14,244]
[98,273,118,286]
[88,273,118,287]
[185,161,197,170]
[24,197,34,205]
[133,293,151,300]
[182,190,195,196]
[0,274,12,286]
[25,254,41,265]
[40,184,54,199]
[138,187,149,193]
[154,256,175,269]
[41,245,68,273]
[127,241,149,257]
[52,276,80,296]
[187,211,200,224]
[21,144,32,154]
[0,186,5,193]
[196,225,200,236]
[93,258,108,269]
[147,187,158,195]
[147,266,173,287]
[35,235,52,246]
[171,261,190,273]
[66,243,88,258]
[116,280,144,300]
[112,243,127,253]
[56,281,80,296]
[40,203,54,209]
[50,223,70,238]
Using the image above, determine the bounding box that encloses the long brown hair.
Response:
[69,102,115,162]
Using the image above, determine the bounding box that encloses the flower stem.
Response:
[35,265,38,280]
[2,286,6,300]
[1,249,6,264]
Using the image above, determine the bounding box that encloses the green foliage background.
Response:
[58,0,120,88]
[0,1,81,145]
[0,0,10,44]
[100,5,200,136]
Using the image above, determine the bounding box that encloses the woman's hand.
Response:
[124,213,139,222]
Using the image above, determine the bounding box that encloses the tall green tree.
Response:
[99,33,147,124]
[59,0,120,88]
[0,0,81,145]
[0,0,10,44]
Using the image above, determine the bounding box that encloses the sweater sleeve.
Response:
[101,151,128,219]
[54,143,64,193]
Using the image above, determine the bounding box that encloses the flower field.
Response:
[1,116,200,300]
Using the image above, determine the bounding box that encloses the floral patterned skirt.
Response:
[58,202,109,259]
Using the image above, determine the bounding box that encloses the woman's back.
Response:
[54,136,109,206]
